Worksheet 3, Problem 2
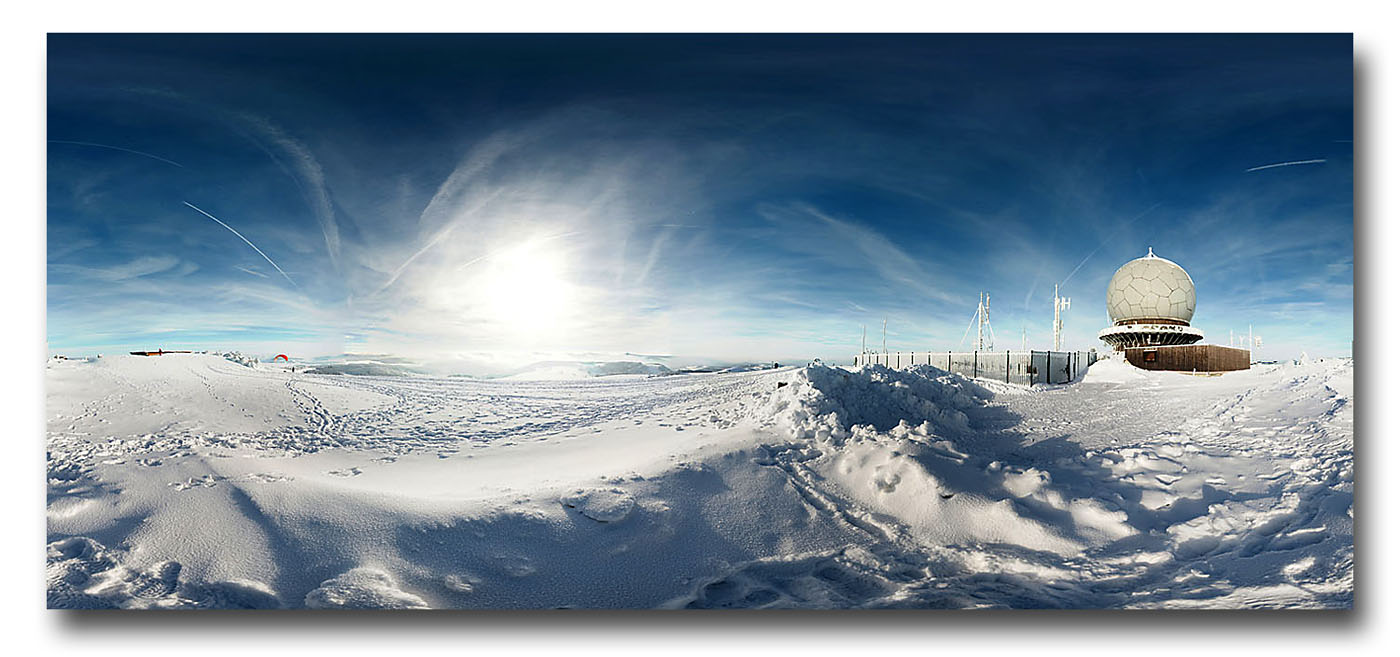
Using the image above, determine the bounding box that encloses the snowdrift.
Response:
[746,364,1129,557]
[1080,357,1154,384]
[758,363,987,443]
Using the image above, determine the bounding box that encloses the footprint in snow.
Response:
[127,561,182,600]
[443,573,478,593]
[327,467,362,477]
[560,487,636,523]
[241,473,292,483]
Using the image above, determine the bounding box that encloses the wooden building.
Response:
[1124,344,1250,372]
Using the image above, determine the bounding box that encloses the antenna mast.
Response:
[1052,284,1071,351]
[976,292,994,350]
[961,293,996,350]
[882,317,887,355]
[980,292,991,350]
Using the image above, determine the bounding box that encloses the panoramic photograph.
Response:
[45,34,1353,610]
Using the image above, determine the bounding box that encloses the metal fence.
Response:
[853,350,1098,385]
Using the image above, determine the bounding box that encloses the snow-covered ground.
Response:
[45,353,1352,609]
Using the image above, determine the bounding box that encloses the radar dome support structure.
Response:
[1097,248,1205,350]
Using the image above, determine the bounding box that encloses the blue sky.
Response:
[47,34,1353,370]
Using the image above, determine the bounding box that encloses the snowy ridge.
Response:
[502,360,672,380]
[303,362,422,377]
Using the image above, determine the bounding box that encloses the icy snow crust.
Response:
[46,354,1352,609]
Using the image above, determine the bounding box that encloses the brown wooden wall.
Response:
[1125,344,1250,372]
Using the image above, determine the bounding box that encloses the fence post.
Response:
[973,351,978,379]
[1006,350,1010,383]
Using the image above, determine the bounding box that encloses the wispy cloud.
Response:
[51,255,181,281]
[46,36,1354,364]
[371,187,505,297]
[761,203,961,305]
[233,113,342,269]
[104,86,344,269]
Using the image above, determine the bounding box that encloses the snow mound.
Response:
[1081,357,1153,384]
[303,567,430,609]
[560,487,637,523]
[758,363,989,444]
[46,536,282,609]
[218,351,259,368]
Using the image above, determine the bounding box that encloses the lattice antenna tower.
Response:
[959,293,995,350]
[976,292,995,351]
[1052,283,1071,351]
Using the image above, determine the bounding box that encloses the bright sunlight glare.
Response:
[478,240,575,336]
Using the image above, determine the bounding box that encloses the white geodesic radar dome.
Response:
[1105,248,1196,324]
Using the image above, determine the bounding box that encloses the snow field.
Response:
[46,353,1352,608]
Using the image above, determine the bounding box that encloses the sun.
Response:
[477,240,575,334]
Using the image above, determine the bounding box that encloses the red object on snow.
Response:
[273,354,289,362]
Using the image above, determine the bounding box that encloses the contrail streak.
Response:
[183,202,297,289]
[48,140,185,168]
[1059,201,1162,288]
[1245,159,1326,172]
[370,188,506,297]
[453,230,583,273]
